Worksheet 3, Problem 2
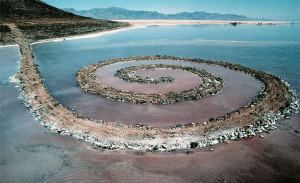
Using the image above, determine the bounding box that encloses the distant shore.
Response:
[116,19,291,26]
[32,20,292,44]
[1,19,293,48]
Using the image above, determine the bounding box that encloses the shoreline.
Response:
[0,44,19,48]
[116,19,292,26]
[2,19,293,48]
[5,21,299,152]
[30,20,294,45]
[30,24,144,45]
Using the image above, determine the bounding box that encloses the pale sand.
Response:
[0,44,19,48]
[116,19,289,26]
[30,24,142,45]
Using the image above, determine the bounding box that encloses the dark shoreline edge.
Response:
[77,63,224,105]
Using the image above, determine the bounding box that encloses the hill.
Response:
[0,0,86,19]
[0,0,129,45]
[64,7,265,21]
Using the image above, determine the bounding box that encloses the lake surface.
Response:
[1,24,300,182]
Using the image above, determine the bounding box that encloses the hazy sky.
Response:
[42,0,300,21]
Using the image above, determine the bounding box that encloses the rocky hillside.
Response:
[0,0,129,45]
[0,0,86,19]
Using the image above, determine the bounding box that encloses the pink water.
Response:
[78,59,262,127]
[97,67,202,93]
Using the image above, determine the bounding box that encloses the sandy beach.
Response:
[0,44,19,48]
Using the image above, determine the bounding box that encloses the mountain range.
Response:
[64,7,265,21]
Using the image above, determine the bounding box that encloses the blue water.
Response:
[33,24,300,95]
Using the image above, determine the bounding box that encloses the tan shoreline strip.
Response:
[9,22,299,151]
[116,20,291,26]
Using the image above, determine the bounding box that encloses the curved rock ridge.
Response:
[12,20,298,152]
[77,62,224,105]
[115,65,176,84]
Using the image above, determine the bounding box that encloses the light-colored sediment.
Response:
[116,19,290,26]
[0,44,19,48]
[29,24,140,45]
[7,22,299,152]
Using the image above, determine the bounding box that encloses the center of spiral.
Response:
[76,59,224,105]
[115,65,176,84]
